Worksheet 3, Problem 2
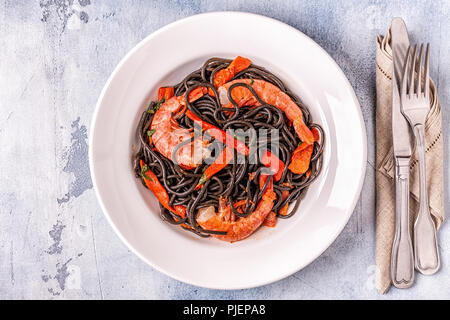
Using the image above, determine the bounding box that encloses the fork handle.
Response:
[413,124,440,275]
[391,157,414,288]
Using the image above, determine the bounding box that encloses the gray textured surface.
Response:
[0,0,449,299]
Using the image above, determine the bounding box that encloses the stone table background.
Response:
[1,0,448,299]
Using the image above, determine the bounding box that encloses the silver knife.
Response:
[390,17,415,289]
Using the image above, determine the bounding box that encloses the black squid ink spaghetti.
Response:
[133,56,324,242]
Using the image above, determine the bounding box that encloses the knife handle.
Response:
[391,157,414,288]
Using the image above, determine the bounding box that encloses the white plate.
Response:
[89,12,367,289]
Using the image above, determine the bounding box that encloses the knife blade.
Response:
[392,18,413,157]
[390,17,415,289]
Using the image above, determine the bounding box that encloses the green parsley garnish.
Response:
[140,164,152,181]
[147,98,166,114]
[198,173,208,185]
[250,79,254,85]
[157,97,165,106]
[147,129,156,137]
[298,141,303,147]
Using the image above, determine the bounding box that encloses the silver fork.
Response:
[400,44,440,275]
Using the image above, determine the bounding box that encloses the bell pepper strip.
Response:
[185,110,249,156]
[172,205,189,228]
[293,118,315,146]
[140,161,189,229]
[260,150,285,181]
[185,86,208,103]
[257,174,275,230]
[195,146,234,190]
[288,143,314,174]
[214,56,252,88]
[140,160,184,218]
[173,205,187,219]
[278,199,289,216]
[157,87,174,101]
[278,184,291,216]
[259,176,276,221]
[305,169,312,179]
[207,88,216,98]
[312,127,320,142]
[262,211,277,227]
[260,163,278,228]
[258,173,275,225]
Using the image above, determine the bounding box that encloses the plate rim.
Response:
[89,11,367,290]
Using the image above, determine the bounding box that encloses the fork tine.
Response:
[402,46,412,98]
[424,43,430,99]
[416,44,424,95]
[408,45,417,95]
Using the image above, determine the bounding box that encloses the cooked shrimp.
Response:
[196,178,276,242]
[217,79,315,145]
[150,87,209,169]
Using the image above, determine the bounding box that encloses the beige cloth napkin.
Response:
[375,28,445,294]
